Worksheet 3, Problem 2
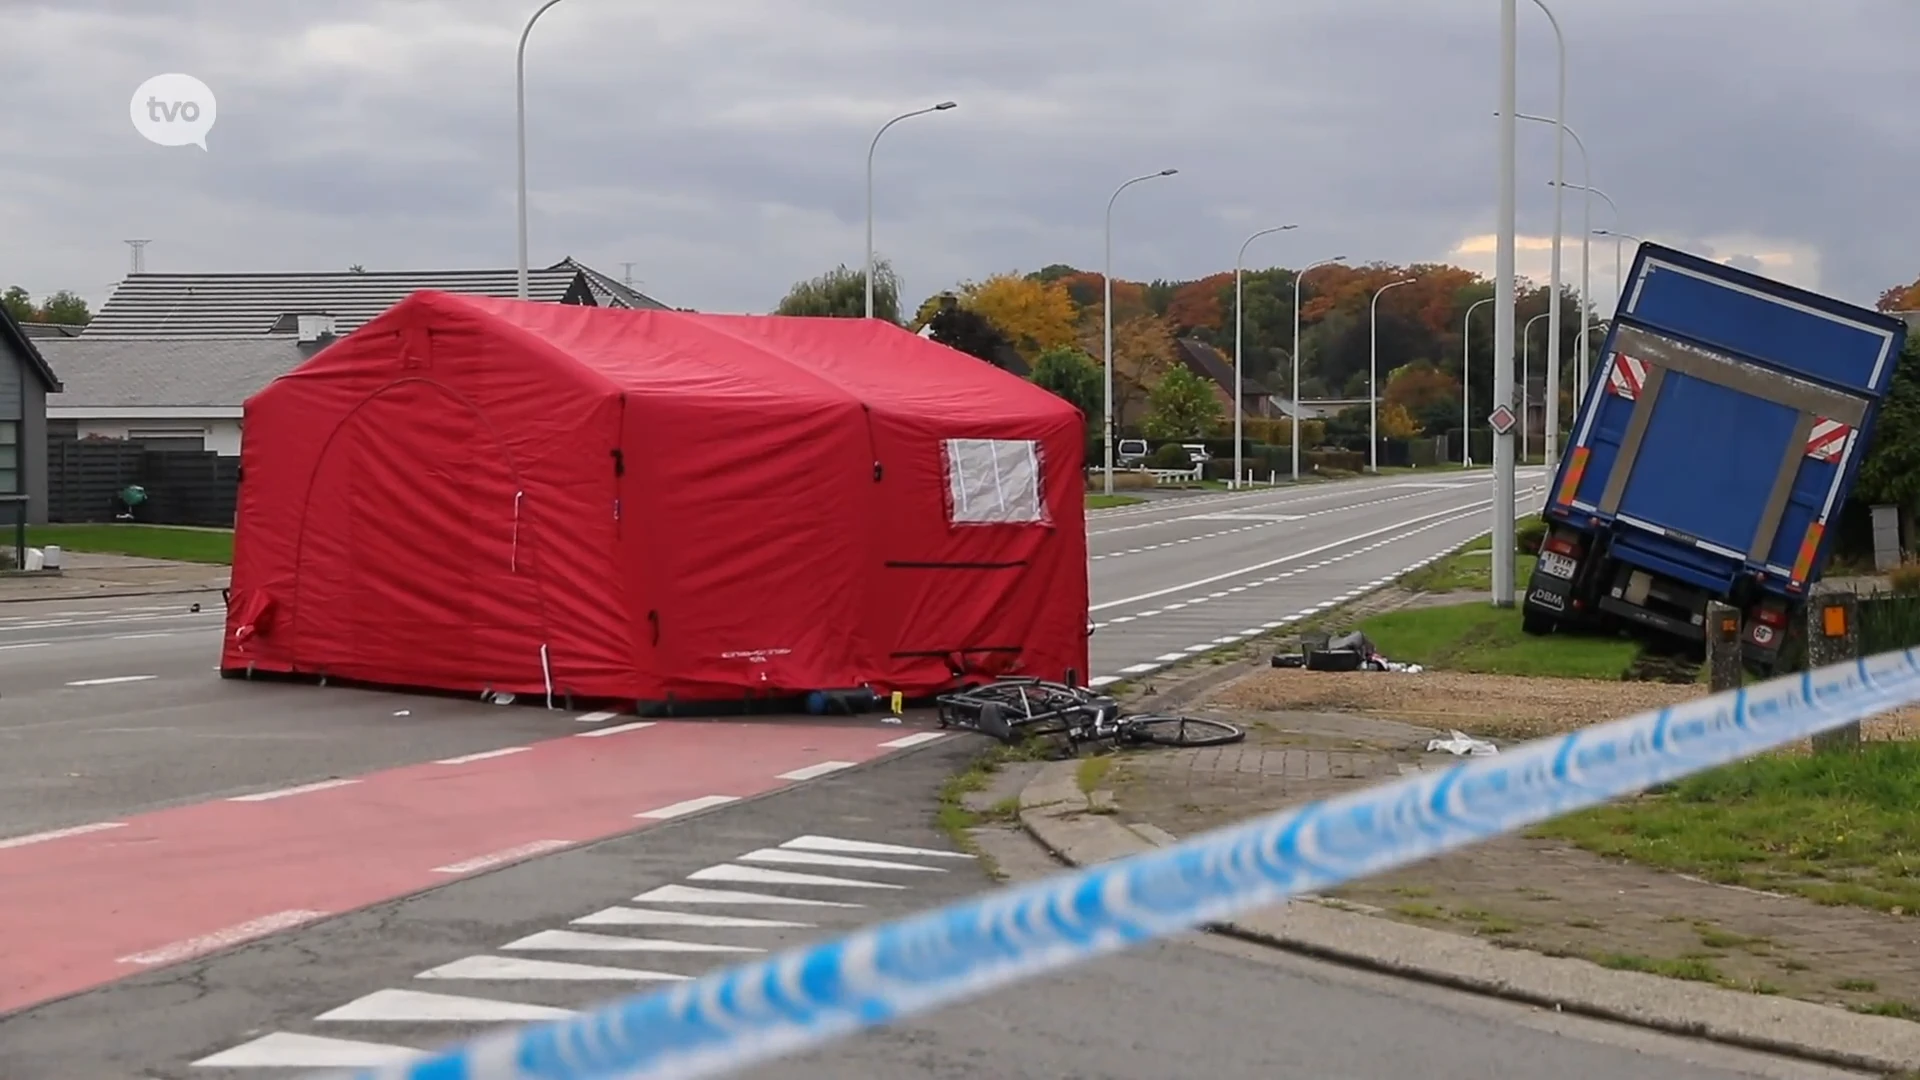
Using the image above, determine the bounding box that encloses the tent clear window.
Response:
[944,438,1045,525]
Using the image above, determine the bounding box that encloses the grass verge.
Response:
[27,524,233,564]
[1356,600,1642,679]
[1085,494,1145,510]
[1398,520,1540,593]
[1532,741,1920,915]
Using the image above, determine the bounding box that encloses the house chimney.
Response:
[296,313,338,344]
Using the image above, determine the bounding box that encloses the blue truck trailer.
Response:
[1523,242,1909,672]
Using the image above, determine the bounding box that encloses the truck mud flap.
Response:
[1597,595,1704,642]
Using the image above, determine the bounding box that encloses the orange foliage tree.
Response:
[1878,274,1920,313]
[1164,272,1234,335]
[957,273,1078,363]
[1078,310,1177,429]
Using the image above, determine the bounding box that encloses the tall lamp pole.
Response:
[1369,278,1415,473]
[1505,110,1599,416]
[516,0,571,301]
[1493,0,1521,607]
[865,101,957,319]
[1462,295,1496,468]
[1234,224,1298,489]
[1593,228,1641,318]
[1552,179,1618,405]
[1102,168,1179,496]
[1520,0,1568,472]
[1291,256,1347,480]
[1521,311,1549,462]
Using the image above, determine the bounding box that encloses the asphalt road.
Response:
[19,468,1771,1079]
[0,741,1861,1079]
[1086,469,1547,682]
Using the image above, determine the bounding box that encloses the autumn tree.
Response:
[775,259,900,322]
[1082,310,1177,429]
[925,300,1018,371]
[958,273,1077,362]
[1878,274,1920,313]
[37,290,90,325]
[1385,362,1459,411]
[1143,365,1223,441]
[1163,272,1233,336]
[1379,402,1423,439]
[1,286,31,322]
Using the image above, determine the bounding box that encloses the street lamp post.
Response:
[1235,224,1298,489]
[1369,278,1415,473]
[1521,311,1549,462]
[1552,180,1617,402]
[1494,0,1521,607]
[1520,0,1567,472]
[1102,168,1179,496]
[1291,256,1347,481]
[865,101,957,319]
[1506,110,1599,416]
[1593,228,1642,314]
[1463,296,1496,468]
[516,0,571,301]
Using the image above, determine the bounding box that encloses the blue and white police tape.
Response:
[326,648,1920,1080]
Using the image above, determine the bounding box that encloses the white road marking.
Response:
[781,835,974,859]
[192,1032,426,1068]
[111,632,174,641]
[635,795,740,820]
[1090,498,1496,613]
[0,641,50,651]
[573,907,812,930]
[0,821,127,850]
[576,721,656,738]
[688,863,906,890]
[878,731,946,749]
[631,884,862,908]
[1118,662,1160,674]
[1087,675,1121,687]
[574,710,622,723]
[1154,652,1189,662]
[228,778,359,802]
[417,955,689,981]
[317,988,572,1022]
[65,674,157,687]
[502,929,761,953]
[775,760,857,781]
[431,838,572,874]
[433,746,530,765]
[117,909,327,965]
[736,848,946,873]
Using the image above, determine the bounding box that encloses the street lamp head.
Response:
[1332,255,1349,262]
[1158,168,1179,176]
[933,101,958,110]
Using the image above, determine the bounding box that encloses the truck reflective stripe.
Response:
[1557,447,1589,506]
[1791,523,1824,583]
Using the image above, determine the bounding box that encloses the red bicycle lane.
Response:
[0,720,935,1017]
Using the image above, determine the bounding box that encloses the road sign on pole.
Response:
[1488,405,1517,436]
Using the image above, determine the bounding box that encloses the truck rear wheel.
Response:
[1522,610,1557,636]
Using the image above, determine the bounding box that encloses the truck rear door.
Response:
[1552,245,1903,597]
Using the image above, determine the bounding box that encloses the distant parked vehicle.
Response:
[1181,443,1211,465]
[1116,438,1149,467]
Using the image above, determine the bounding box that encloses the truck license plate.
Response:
[1540,552,1577,579]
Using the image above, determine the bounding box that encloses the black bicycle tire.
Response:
[1120,714,1246,748]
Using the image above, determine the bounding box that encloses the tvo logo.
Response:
[130,73,217,150]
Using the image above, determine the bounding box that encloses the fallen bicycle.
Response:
[933,677,1244,754]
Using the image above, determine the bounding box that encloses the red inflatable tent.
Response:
[220,292,1089,708]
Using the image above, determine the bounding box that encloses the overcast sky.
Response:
[1,0,1914,319]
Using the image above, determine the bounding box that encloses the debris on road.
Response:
[1426,730,1498,756]
[1271,629,1422,674]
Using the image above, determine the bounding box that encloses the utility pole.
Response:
[124,239,151,274]
[621,262,636,287]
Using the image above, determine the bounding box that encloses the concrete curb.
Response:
[0,582,227,604]
[1016,760,1920,1075]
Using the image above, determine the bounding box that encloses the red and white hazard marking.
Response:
[1607,352,1647,400]
[1805,418,1852,462]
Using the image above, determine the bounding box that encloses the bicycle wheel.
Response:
[1119,713,1245,748]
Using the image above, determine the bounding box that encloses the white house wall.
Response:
[70,418,243,456]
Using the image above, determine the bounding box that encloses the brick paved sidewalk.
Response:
[1108,707,1920,1023]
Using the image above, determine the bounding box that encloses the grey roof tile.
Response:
[37,337,307,409]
